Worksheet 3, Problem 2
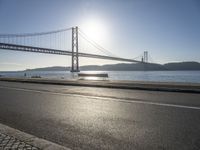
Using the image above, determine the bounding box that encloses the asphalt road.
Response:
[0,81,200,150]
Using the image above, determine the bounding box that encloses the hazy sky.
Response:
[0,0,200,71]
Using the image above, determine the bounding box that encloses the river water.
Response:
[0,71,200,83]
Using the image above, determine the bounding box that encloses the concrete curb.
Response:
[0,123,71,150]
[0,77,200,93]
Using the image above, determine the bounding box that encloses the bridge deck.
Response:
[0,43,141,63]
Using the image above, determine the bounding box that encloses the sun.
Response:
[81,19,108,43]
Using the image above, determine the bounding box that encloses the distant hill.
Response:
[80,63,165,71]
[164,62,200,70]
[25,61,200,71]
[26,66,70,71]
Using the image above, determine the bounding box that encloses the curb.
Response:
[0,123,70,150]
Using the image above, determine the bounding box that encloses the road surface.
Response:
[0,81,200,150]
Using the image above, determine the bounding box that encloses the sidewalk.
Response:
[0,132,39,150]
[0,123,70,150]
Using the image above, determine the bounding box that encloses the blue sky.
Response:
[0,0,200,71]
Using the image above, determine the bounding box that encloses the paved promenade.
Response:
[0,122,69,150]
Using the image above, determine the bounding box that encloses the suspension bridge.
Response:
[0,26,151,72]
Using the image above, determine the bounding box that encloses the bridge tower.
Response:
[71,26,80,72]
[144,51,148,63]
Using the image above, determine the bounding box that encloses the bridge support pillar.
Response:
[144,51,148,63]
[71,26,80,72]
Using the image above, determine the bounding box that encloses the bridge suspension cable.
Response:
[0,27,72,51]
[132,54,144,61]
[0,27,72,38]
[0,27,120,58]
[78,29,117,57]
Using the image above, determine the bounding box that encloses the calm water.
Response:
[0,71,200,83]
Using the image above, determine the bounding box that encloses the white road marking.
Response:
[0,85,200,110]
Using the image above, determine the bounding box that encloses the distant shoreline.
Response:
[1,61,200,72]
[24,61,200,71]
